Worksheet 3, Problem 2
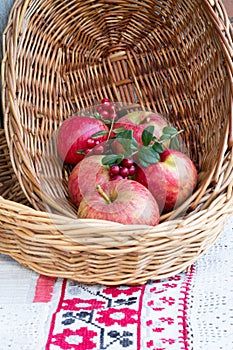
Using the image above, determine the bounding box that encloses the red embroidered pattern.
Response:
[51,327,97,349]
[46,270,194,349]
[178,265,195,350]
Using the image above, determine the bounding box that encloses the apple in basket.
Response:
[135,149,197,213]
[111,111,168,153]
[68,155,110,206]
[77,179,160,226]
[68,153,138,206]
[56,116,109,165]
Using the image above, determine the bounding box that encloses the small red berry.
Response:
[110,164,120,176]
[128,165,136,176]
[102,98,110,104]
[85,148,92,154]
[100,109,110,119]
[102,101,112,108]
[97,105,103,114]
[120,167,129,178]
[121,158,134,168]
[87,138,96,149]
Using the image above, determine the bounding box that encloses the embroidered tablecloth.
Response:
[1,216,233,350]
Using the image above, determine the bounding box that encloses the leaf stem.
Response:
[158,129,184,144]
[107,114,117,141]
[171,129,184,138]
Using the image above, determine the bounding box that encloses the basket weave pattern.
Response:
[1,0,233,285]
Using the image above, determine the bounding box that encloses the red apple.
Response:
[135,149,197,213]
[57,116,109,164]
[77,179,160,226]
[68,155,110,206]
[112,111,168,153]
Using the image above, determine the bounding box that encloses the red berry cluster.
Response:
[109,158,136,180]
[97,98,117,120]
[86,138,105,155]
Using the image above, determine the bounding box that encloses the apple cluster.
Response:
[56,99,197,226]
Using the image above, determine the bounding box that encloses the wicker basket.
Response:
[1,0,233,285]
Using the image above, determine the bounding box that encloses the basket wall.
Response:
[1,0,233,285]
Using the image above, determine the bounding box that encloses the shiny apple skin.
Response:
[68,155,110,206]
[78,179,160,226]
[57,116,109,165]
[113,111,167,144]
[135,149,197,213]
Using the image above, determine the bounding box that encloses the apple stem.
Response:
[96,185,111,204]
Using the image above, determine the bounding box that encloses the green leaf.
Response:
[91,130,109,139]
[102,154,124,166]
[113,126,127,134]
[170,137,180,150]
[116,129,138,153]
[76,149,86,155]
[90,112,102,120]
[137,146,160,167]
[124,151,134,159]
[118,139,133,153]
[152,142,164,153]
[90,113,112,125]
[138,159,152,168]
[162,126,178,135]
[160,133,170,142]
[130,138,139,151]
[117,129,133,140]
[142,125,155,146]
